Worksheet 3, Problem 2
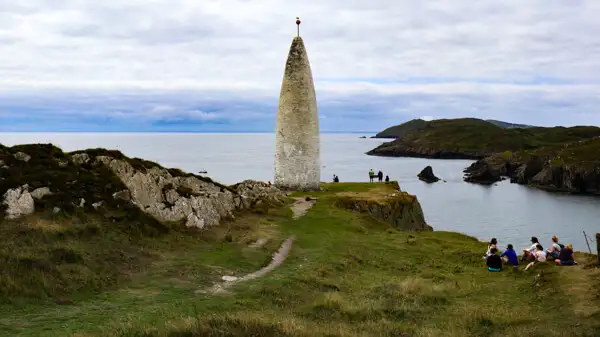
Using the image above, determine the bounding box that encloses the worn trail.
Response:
[198,197,316,294]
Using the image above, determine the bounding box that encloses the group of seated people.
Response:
[485,236,578,272]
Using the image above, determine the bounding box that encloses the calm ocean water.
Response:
[1,132,598,252]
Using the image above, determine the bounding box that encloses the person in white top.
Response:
[546,235,562,259]
[485,238,498,258]
[521,236,540,262]
[525,244,547,271]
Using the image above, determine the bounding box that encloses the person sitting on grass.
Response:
[555,244,578,266]
[486,248,503,272]
[521,236,540,262]
[484,238,498,258]
[501,244,519,268]
[546,235,563,259]
[524,244,546,271]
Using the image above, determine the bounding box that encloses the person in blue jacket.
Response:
[501,244,519,268]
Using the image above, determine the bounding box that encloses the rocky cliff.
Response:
[463,138,600,194]
[331,184,432,232]
[0,144,286,227]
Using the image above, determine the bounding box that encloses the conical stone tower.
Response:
[274,34,320,191]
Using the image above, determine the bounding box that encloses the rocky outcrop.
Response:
[417,166,440,183]
[333,192,432,232]
[0,144,286,228]
[92,154,285,228]
[3,185,35,219]
[30,187,52,200]
[13,152,31,162]
[463,159,504,185]
[464,151,600,194]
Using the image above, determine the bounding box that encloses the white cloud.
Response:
[0,0,599,129]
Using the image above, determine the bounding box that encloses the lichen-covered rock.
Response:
[30,187,52,200]
[3,186,35,219]
[71,153,90,165]
[112,190,131,202]
[0,143,286,230]
[13,152,31,162]
[94,157,285,229]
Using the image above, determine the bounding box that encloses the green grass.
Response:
[1,183,599,336]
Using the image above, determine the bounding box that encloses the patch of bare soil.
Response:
[290,197,316,220]
[197,236,296,295]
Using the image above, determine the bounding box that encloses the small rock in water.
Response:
[222,276,238,282]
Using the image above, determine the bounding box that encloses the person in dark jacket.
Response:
[385,175,390,183]
[554,244,577,266]
[486,248,503,272]
[377,170,383,182]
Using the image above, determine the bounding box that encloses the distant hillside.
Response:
[373,118,534,139]
[366,118,600,159]
[485,119,535,129]
[371,119,428,138]
[366,117,600,194]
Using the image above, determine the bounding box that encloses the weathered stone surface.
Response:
[14,152,31,162]
[112,190,131,202]
[417,166,440,183]
[3,186,35,219]
[92,201,104,209]
[31,187,53,200]
[274,37,320,191]
[95,156,286,229]
[71,153,90,165]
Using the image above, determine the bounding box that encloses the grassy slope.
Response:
[374,118,534,139]
[485,119,535,129]
[1,183,599,337]
[373,119,428,138]
[368,118,600,159]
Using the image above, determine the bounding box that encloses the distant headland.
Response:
[367,118,600,195]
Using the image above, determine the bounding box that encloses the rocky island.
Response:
[367,118,600,195]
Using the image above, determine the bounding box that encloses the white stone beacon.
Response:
[274,18,321,191]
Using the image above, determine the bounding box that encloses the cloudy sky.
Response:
[0,0,599,132]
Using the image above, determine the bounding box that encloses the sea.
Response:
[1,132,598,252]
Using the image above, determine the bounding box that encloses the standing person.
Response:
[377,170,383,182]
[369,169,375,182]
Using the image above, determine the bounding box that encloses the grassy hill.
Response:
[485,119,535,129]
[373,118,535,139]
[367,118,600,159]
[1,182,599,336]
[371,119,428,138]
